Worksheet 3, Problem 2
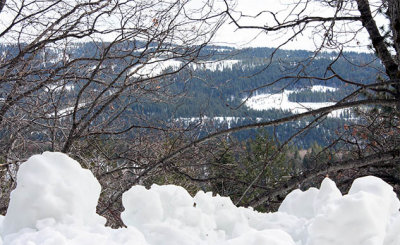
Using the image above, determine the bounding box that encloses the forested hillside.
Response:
[0,42,380,147]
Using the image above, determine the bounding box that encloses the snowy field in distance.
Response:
[0,152,400,245]
[129,59,240,78]
[244,86,349,118]
[310,85,337,93]
[191,60,240,72]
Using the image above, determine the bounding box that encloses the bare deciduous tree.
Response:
[0,0,226,223]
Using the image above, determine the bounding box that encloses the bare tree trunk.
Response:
[0,0,5,14]
[356,0,398,79]
[387,0,400,99]
[388,0,400,66]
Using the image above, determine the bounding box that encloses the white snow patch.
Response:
[310,85,338,93]
[56,103,87,117]
[191,60,240,72]
[129,59,183,78]
[244,88,349,118]
[44,84,75,93]
[1,152,400,245]
[46,102,87,119]
[128,59,240,78]
[208,47,234,53]
[134,47,148,53]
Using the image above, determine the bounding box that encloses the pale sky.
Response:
[0,0,385,52]
[210,0,383,52]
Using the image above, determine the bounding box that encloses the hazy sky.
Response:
[211,0,379,52]
[0,0,384,52]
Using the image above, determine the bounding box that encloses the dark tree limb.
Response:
[0,0,5,14]
[249,149,400,207]
[138,98,399,181]
[356,0,398,79]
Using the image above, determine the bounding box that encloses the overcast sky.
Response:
[0,0,384,52]
[210,0,382,52]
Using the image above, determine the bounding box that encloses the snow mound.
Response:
[279,178,342,219]
[121,185,298,244]
[307,176,400,245]
[0,215,3,232]
[1,152,400,245]
[0,215,3,245]
[2,152,105,236]
[1,219,146,245]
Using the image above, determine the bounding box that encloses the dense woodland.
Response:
[0,42,373,148]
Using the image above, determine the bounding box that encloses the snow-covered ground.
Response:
[244,86,349,118]
[310,85,337,93]
[129,59,183,78]
[46,102,87,118]
[44,84,75,93]
[0,152,399,245]
[129,59,241,78]
[191,60,240,72]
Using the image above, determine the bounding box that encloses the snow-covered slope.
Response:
[1,152,399,245]
[128,59,241,78]
[245,86,349,118]
[310,85,337,93]
[191,60,240,72]
[129,58,183,78]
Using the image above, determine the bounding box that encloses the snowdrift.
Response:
[0,152,399,245]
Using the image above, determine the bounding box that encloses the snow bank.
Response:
[2,220,146,245]
[307,177,400,245]
[2,152,105,236]
[122,185,300,245]
[0,215,4,232]
[0,215,3,245]
[1,152,400,245]
[279,178,342,219]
